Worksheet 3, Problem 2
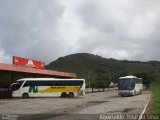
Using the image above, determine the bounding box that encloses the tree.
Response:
[134,72,155,89]
[90,74,111,92]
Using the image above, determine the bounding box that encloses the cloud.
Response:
[0,0,66,63]
[76,0,160,61]
[0,0,160,64]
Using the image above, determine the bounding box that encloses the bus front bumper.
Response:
[118,90,134,96]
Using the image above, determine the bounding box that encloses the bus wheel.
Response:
[61,92,67,98]
[67,92,74,98]
[22,93,29,99]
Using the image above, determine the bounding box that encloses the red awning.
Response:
[0,63,76,78]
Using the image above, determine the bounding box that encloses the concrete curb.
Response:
[138,95,151,120]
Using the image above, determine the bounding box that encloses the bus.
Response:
[118,75,143,97]
[11,78,85,99]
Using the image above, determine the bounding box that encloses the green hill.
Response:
[46,53,160,80]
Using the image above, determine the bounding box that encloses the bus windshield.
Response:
[11,81,24,91]
[118,78,135,90]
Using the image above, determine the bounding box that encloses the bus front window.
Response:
[11,81,23,91]
[118,79,135,90]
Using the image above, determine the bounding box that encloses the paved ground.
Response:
[0,89,150,120]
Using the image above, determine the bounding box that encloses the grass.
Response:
[149,81,160,114]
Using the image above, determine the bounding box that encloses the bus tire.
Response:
[22,93,29,99]
[61,92,67,98]
[67,92,74,98]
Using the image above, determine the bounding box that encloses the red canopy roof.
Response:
[0,63,76,78]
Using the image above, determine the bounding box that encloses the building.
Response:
[0,63,76,98]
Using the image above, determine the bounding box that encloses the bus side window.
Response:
[23,81,34,87]
[48,81,52,86]
[56,81,60,86]
[135,79,138,83]
[75,81,80,86]
[36,81,43,86]
[53,81,57,86]
[42,81,47,86]
[23,81,29,87]
[139,79,142,84]
[134,78,142,84]
[51,81,55,86]
[60,81,63,86]
[70,81,73,85]
[73,81,76,85]
[61,81,67,86]
[79,81,83,85]
[68,81,72,86]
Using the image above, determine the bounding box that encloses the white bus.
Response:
[11,78,85,99]
[118,75,143,97]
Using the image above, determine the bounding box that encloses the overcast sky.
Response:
[0,0,160,64]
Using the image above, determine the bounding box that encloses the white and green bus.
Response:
[118,75,143,97]
[11,78,85,99]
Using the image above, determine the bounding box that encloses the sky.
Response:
[0,0,160,64]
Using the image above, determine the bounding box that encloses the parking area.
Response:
[0,89,150,120]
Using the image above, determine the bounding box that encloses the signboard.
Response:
[13,56,45,69]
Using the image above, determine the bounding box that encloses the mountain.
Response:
[46,53,160,80]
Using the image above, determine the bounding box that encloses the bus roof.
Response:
[16,78,85,81]
[119,75,139,79]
